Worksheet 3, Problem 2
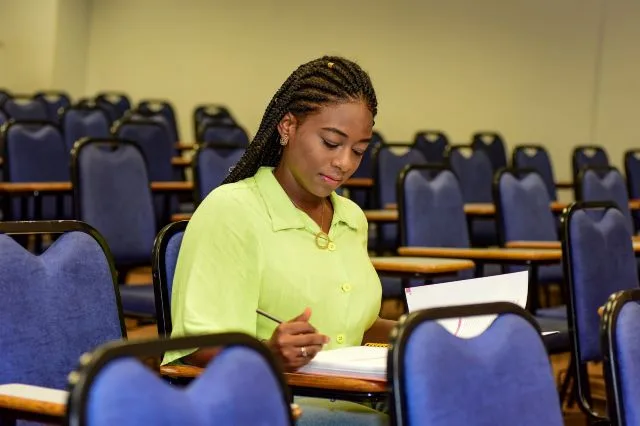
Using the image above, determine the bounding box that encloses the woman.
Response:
[165,56,393,423]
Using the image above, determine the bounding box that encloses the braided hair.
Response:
[223,56,377,184]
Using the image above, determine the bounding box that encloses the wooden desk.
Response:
[555,181,574,190]
[175,142,196,151]
[0,384,66,424]
[507,240,640,253]
[160,365,387,401]
[398,246,562,263]
[364,209,397,223]
[341,178,373,189]
[171,157,191,167]
[370,256,474,276]
[171,213,193,222]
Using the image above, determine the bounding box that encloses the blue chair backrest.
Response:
[34,91,71,124]
[115,120,174,182]
[2,122,71,219]
[374,144,426,208]
[138,100,179,142]
[193,104,235,140]
[67,333,293,426]
[62,107,111,151]
[0,221,124,390]
[471,131,507,171]
[200,123,249,148]
[447,146,494,203]
[3,97,48,121]
[0,89,10,105]
[73,140,157,267]
[512,145,557,200]
[495,170,558,243]
[601,289,640,426]
[389,304,563,426]
[398,165,470,248]
[413,131,449,163]
[194,145,244,203]
[0,110,6,127]
[563,202,639,421]
[578,167,633,234]
[152,221,187,337]
[572,146,609,179]
[96,92,131,119]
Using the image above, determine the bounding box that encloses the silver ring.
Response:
[300,346,308,358]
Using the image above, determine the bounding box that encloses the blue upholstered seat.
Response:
[413,131,449,163]
[572,145,609,180]
[471,131,507,172]
[33,91,71,124]
[2,97,48,121]
[61,106,110,151]
[193,144,245,204]
[512,145,558,201]
[138,99,180,142]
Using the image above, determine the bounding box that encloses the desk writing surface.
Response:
[397,246,562,262]
[370,256,475,274]
[341,178,373,188]
[0,384,66,418]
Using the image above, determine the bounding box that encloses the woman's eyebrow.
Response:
[321,127,371,142]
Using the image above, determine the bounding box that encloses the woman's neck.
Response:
[273,165,324,211]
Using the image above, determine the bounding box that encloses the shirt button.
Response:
[328,242,336,251]
[341,283,352,293]
[336,334,345,344]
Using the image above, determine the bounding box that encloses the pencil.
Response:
[256,308,283,324]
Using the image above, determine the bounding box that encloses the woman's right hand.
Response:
[265,307,329,372]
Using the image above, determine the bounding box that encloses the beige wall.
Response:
[0,0,58,92]
[2,0,638,183]
[51,0,92,97]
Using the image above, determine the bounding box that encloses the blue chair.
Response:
[1,121,72,220]
[601,288,640,426]
[0,110,7,127]
[200,123,250,148]
[95,92,131,120]
[193,144,244,204]
[512,145,557,201]
[412,130,449,163]
[494,169,565,317]
[471,131,507,171]
[0,89,10,105]
[2,96,48,121]
[372,144,426,252]
[562,201,640,423]
[348,131,383,209]
[34,91,71,124]
[138,99,180,143]
[624,149,640,230]
[446,145,497,246]
[0,220,125,391]
[193,104,235,141]
[65,332,294,426]
[388,302,563,426]
[60,106,111,152]
[572,145,609,181]
[71,138,157,317]
[577,167,634,234]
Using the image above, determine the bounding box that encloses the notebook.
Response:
[297,345,387,381]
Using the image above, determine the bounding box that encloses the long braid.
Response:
[223,56,377,184]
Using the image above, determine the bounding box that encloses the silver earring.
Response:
[280,135,289,146]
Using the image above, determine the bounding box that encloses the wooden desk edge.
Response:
[0,394,65,417]
[397,246,562,261]
[160,365,386,393]
[505,241,561,249]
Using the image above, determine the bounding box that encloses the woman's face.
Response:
[278,100,374,198]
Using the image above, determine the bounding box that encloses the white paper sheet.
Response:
[404,271,529,338]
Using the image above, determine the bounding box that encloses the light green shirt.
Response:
[162,167,381,364]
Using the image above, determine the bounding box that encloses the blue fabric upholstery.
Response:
[138,100,179,142]
[613,301,640,425]
[512,146,557,200]
[116,121,174,182]
[413,131,449,163]
[118,285,156,316]
[399,314,563,425]
[580,169,634,233]
[448,148,497,246]
[196,146,245,202]
[4,123,72,219]
[2,98,48,121]
[375,146,426,251]
[62,108,110,151]
[34,92,71,124]
[164,232,184,303]
[625,151,640,200]
[0,110,6,127]
[471,132,507,171]
[87,347,291,426]
[572,146,609,178]
[96,93,131,118]
[351,133,383,179]
[0,231,122,389]
[498,173,558,242]
[535,316,571,354]
[201,124,249,147]
[568,208,639,362]
[76,143,157,267]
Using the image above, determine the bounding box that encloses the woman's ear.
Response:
[277,112,298,140]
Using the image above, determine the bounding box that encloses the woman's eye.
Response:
[323,139,339,149]
[353,150,365,156]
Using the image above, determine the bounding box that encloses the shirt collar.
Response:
[254,167,360,232]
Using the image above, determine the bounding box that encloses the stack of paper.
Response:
[297,346,387,381]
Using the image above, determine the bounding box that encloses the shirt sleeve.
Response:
[162,189,262,364]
